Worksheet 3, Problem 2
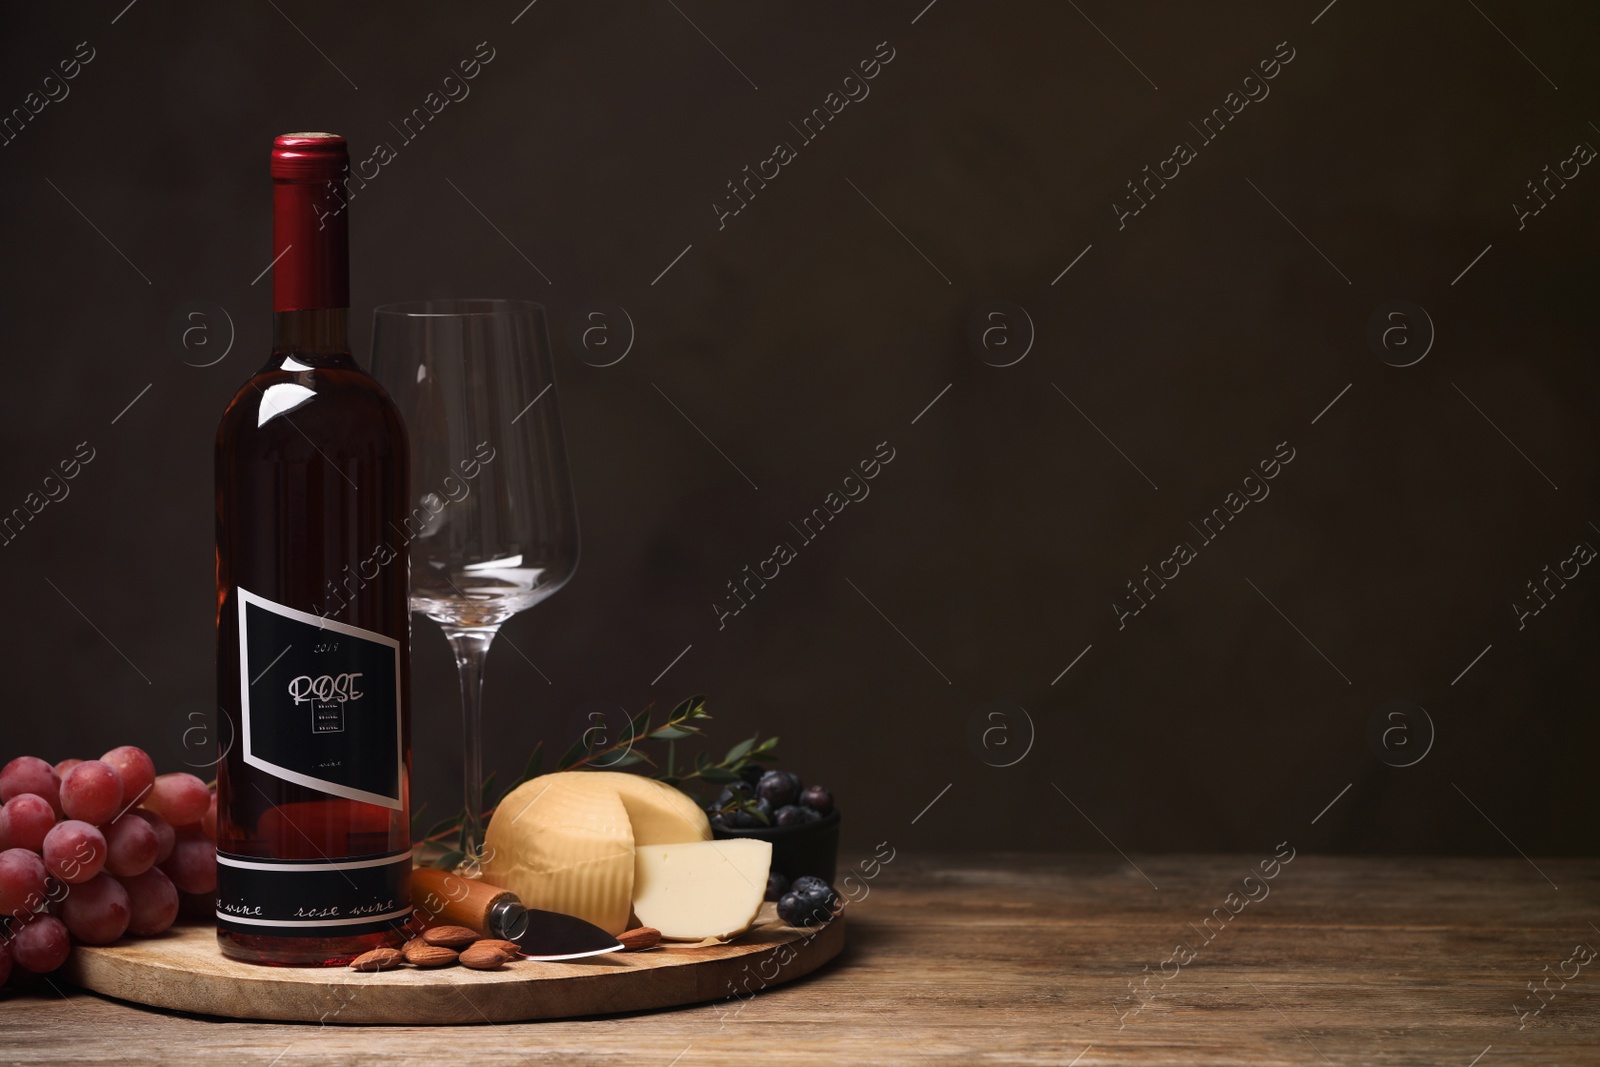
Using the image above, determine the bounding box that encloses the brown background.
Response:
[1,1,1595,859]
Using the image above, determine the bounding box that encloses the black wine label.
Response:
[216,850,412,936]
[237,587,403,809]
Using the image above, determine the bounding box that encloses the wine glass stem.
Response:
[443,625,499,865]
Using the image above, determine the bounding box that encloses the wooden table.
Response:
[4,854,1597,1065]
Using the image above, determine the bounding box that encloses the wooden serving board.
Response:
[61,905,844,1025]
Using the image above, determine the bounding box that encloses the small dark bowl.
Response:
[713,809,840,885]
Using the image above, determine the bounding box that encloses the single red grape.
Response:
[53,758,84,778]
[120,867,179,936]
[0,847,49,921]
[131,809,175,865]
[59,872,130,945]
[61,760,124,826]
[104,814,159,878]
[0,757,61,815]
[42,820,107,885]
[3,794,56,853]
[161,829,216,894]
[100,746,156,808]
[143,773,210,827]
[10,913,71,973]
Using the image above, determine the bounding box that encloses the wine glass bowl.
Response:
[411,554,568,629]
[372,298,578,860]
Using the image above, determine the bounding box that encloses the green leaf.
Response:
[557,735,589,771]
[649,724,698,740]
[629,705,653,742]
[432,849,465,871]
[701,765,742,784]
[724,736,758,764]
[602,749,647,769]
[670,694,709,722]
[694,750,712,774]
[422,813,463,842]
[521,742,544,784]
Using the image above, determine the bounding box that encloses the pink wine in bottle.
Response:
[213,132,413,966]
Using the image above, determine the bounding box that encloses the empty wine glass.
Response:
[371,299,579,864]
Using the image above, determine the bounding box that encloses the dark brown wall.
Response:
[2,2,1595,859]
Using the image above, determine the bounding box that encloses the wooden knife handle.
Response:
[409,866,518,935]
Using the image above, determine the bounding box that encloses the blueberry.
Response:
[799,784,834,816]
[708,810,729,829]
[715,781,754,809]
[790,877,839,917]
[778,890,835,928]
[765,871,790,902]
[790,875,830,899]
[776,892,807,926]
[774,804,808,827]
[729,797,773,829]
[756,770,802,808]
[739,764,767,788]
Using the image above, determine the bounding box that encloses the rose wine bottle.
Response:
[214,132,413,966]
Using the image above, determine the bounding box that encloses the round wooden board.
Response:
[61,905,844,1025]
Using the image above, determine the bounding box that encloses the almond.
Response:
[349,947,403,971]
[618,927,661,951]
[402,940,459,968]
[421,925,480,949]
[458,943,509,970]
[475,939,523,957]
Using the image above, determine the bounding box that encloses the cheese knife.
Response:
[410,866,623,961]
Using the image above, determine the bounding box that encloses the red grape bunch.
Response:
[0,747,216,984]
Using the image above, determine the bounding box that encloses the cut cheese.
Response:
[632,839,772,941]
[584,771,712,846]
[481,771,713,936]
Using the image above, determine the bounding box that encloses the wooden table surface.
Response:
[4,853,1597,1065]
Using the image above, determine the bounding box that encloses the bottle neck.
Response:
[272,176,349,314]
[272,308,350,361]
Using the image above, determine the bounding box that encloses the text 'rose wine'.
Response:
[214,132,413,965]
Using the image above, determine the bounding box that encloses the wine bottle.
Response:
[213,132,413,966]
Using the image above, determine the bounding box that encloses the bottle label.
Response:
[216,849,412,936]
[237,587,404,809]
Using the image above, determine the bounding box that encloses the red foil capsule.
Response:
[270,132,349,312]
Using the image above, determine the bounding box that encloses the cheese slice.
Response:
[632,839,772,941]
[481,772,713,935]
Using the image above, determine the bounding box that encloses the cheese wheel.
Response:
[481,772,712,935]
